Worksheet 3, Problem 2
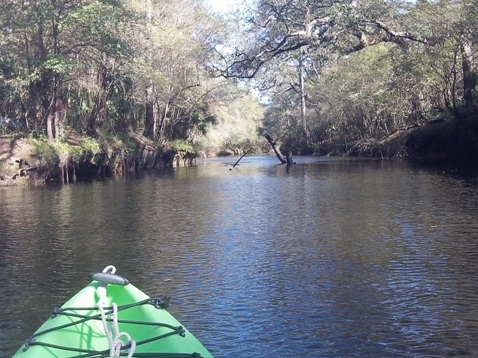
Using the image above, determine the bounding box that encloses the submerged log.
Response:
[12,166,38,180]
[231,149,252,168]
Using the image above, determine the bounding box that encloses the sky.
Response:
[204,0,233,13]
[203,0,244,14]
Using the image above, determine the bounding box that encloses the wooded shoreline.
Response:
[2,114,477,186]
[1,0,478,187]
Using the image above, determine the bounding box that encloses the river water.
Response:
[1,156,478,357]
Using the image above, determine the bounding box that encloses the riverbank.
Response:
[405,114,478,167]
[319,113,478,169]
[2,115,477,186]
[0,130,200,186]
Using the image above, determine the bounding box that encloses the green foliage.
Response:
[320,44,401,136]
[42,55,74,75]
[61,1,134,58]
[32,136,102,165]
[32,138,58,163]
[191,111,217,135]
[200,88,264,151]
[228,0,478,156]
[79,137,102,159]
[2,0,477,163]
[0,0,261,156]
[167,139,196,153]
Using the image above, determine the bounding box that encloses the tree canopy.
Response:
[1,0,477,175]
[215,0,477,156]
[0,0,262,152]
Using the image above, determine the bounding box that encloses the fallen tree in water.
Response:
[264,133,294,165]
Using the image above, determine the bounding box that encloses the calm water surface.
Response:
[1,156,478,357]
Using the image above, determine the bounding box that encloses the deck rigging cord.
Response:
[21,265,202,358]
[96,265,136,358]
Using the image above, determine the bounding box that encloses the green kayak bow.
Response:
[14,265,214,358]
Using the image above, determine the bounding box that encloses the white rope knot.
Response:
[96,265,136,358]
[112,332,136,358]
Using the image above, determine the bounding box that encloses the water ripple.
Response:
[2,159,478,357]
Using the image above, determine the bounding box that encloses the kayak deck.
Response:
[14,269,213,358]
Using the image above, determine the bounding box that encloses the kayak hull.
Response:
[13,278,213,357]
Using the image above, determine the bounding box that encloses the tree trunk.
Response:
[143,84,156,139]
[156,87,172,141]
[46,111,55,141]
[54,96,65,140]
[460,40,475,109]
[299,50,307,130]
[264,133,294,164]
[143,0,157,139]
[87,68,108,135]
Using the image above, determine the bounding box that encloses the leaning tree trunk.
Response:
[264,133,294,165]
[298,49,307,130]
[460,40,476,110]
[54,96,65,140]
[143,84,156,139]
[46,111,55,141]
